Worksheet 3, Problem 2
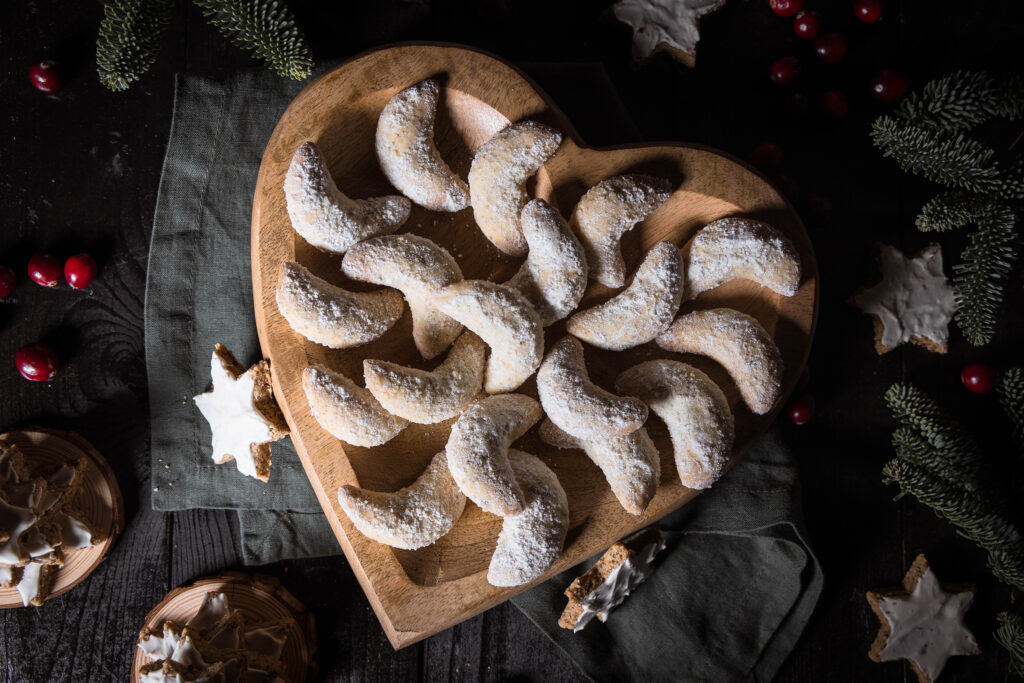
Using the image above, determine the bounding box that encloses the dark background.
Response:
[1,0,1022,680]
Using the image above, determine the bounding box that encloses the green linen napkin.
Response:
[143,61,822,681]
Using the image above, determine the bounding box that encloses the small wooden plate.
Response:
[130,572,316,682]
[251,43,818,648]
[0,428,125,608]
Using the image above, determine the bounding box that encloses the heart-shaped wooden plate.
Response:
[252,43,817,648]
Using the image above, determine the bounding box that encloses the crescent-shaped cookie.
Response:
[684,217,801,299]
[571,174,671,288]
[539,419,660,515]
[435,281,544,394]
[487,449,569,587]
[302,364,408,447]
[468,121,563,255]
[504,199,588,326]
[363,333,486,424]
[616,360,734,490]
[276,262,404,349]
[566,241,683,350]
[537,336,648,440]
[656,308,783,415]
[283,141,411,255]
[342,234,464,359]
[445,393,543,515]
[375,79,470,212]
[337,451,467,550]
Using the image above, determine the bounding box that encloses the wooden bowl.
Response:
[130,572,316,682]
[0,428,124,608]
[251,42,818,648]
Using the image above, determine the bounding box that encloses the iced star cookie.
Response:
[468,120,563,255]
[867,554,979,683]
[193,344,289,482]
[566,241,683,350]
[284,141,410,255]
[375,79,470,212]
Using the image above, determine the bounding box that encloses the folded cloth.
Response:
[144,61,821,679]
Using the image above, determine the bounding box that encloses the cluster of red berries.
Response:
[767,0,907,109]
[1,253,99,382]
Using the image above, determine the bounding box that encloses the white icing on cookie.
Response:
[611,0,725,63]
[574,532,666,632]
[878,568,978,682]
[15,562,42,607]
[194,349,277,479]
[852,244,956,350]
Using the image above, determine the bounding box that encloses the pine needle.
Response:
[952,204,1018,346]
[192,0,313,80]
[998,367,1024,451]
[96,0,175,91]
[995,612,1024,677]
[916,191,996,232]
[897,71,1007,133]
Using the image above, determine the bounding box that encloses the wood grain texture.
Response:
[251,44,817,648]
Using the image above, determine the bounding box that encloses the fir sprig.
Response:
[996,612,1024,677]
[897,71,1010,133]
[998,367,1024,452]
[96,0,175,92]
[952,205,1018,346]
[916,191,996,232]
[192,0,313,80]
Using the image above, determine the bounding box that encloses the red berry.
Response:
[64,253,98,290]
[769,0,804,17]
[0,266,15,298]
[788,396,815,425]
[770,56,801,85]
[15,344,59,381]
[854,0,884,23]
[961,363,994,394]
[869,69,909,102]
[793,11,821,39]
[814,33,848,63]
[821,90,849,117]
[28,60,62,93]
[27,254,62,287]
[747,143,785,172]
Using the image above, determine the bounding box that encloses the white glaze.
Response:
[574,533,666,631]
[612,0,723,61]
[878,567,978,681]
[853,244,956,349]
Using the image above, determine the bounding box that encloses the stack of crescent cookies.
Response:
[274,79,802,588]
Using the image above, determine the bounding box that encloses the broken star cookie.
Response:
[851,243,956,354]
[611,0,727,67]
[193,344,289,482]
[867,553,979,683]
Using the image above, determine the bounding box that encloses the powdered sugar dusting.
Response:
[486,449,569,587]
[363,332,486,423]
[468,120,563,256]
[337,451,467,549]
[302,364,408,447]
[566,241,682,350]
[276,261,404,349]
[445,394,542,515]
[342,234,464,358]
[685,217,801,299]
[570,174,671,287]
[616,359,733,489]
[375,79,470,212]
[284,141,410,254]
[537,336,648,440]
[656,308,783,415]
[505,199,588,325]
[436,281,544,393]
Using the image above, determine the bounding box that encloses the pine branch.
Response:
[990,551,1024,595]
[953,204,1018,345]
[96,0,175,92]
[999,367,1024,452]
[996,75,1024,121]
[916,191,996,232]
[872,116,1021,197]
[885,383,984,487]
[883,459,1023,558]
[897,71,1007,133]
[996,612,1024,677]
[192,0,312,80]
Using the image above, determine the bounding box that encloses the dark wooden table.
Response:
[1,1,1021,681]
